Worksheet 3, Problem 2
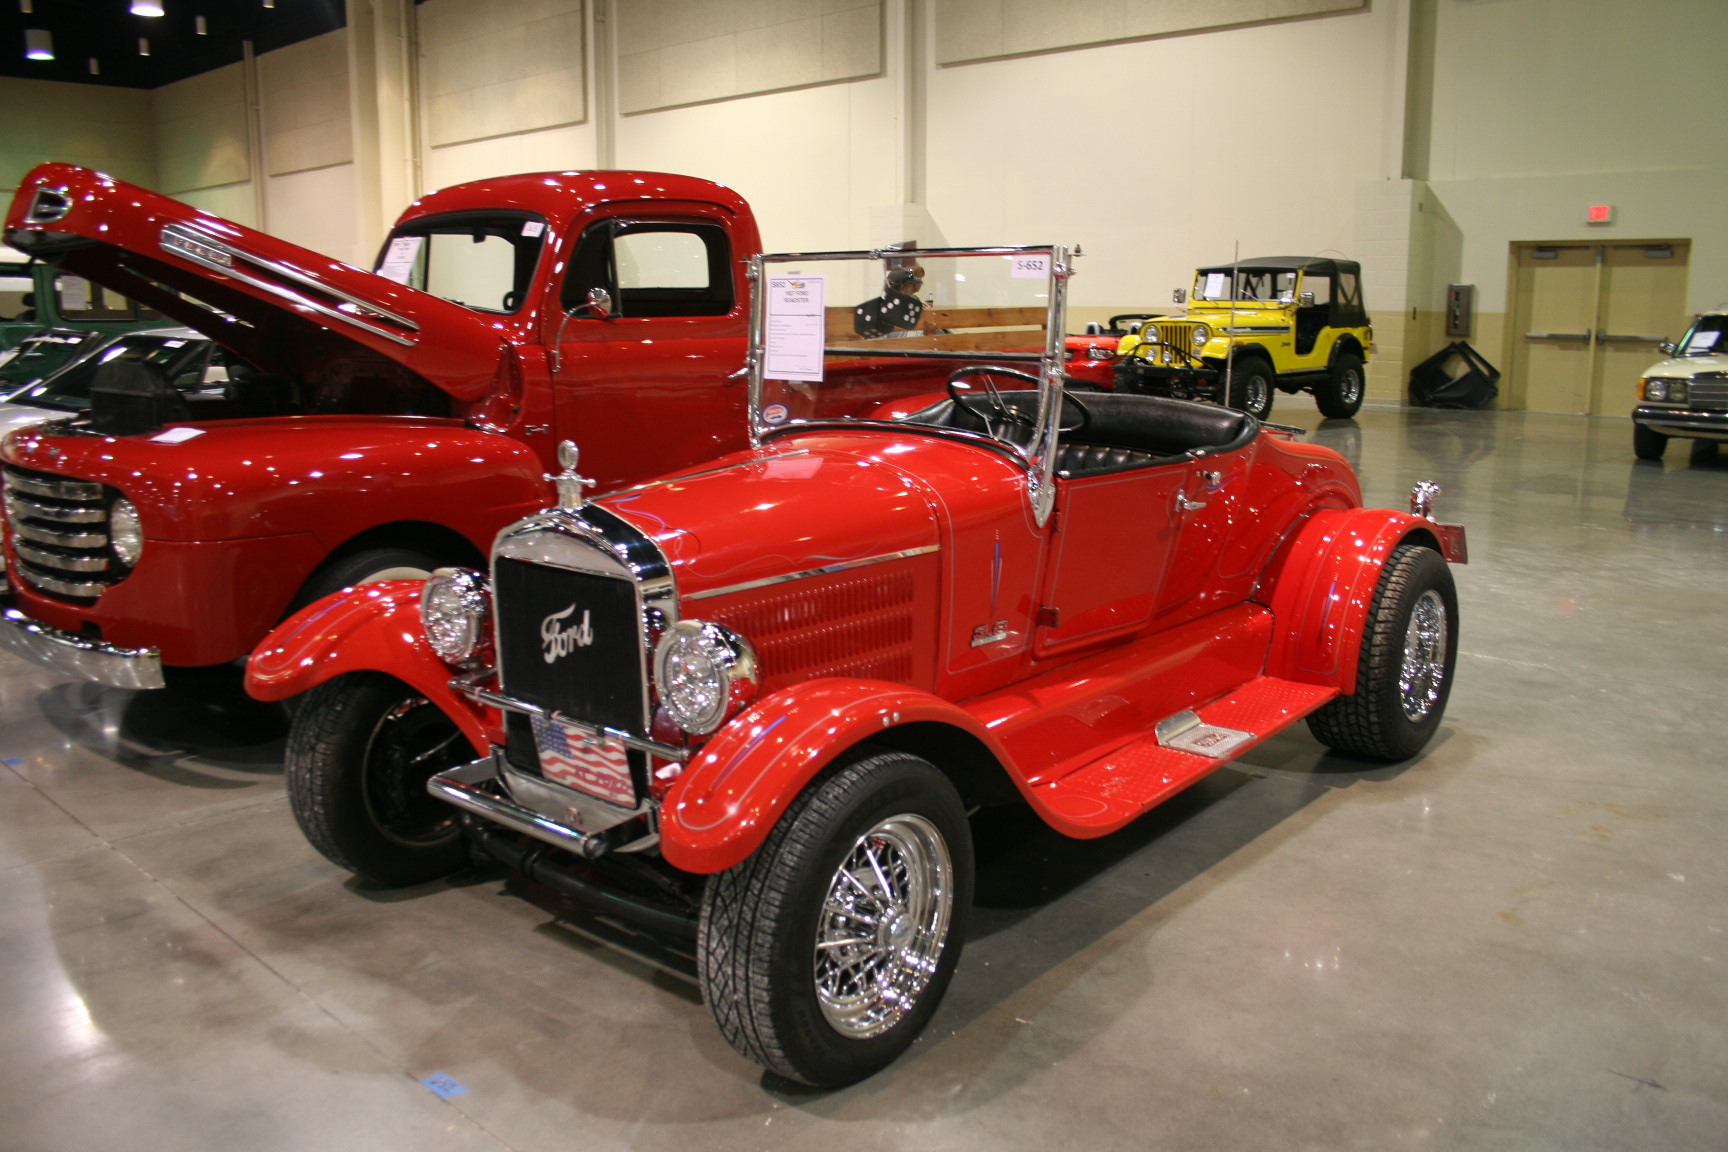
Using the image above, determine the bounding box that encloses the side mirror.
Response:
[1172,288,1187,304]
[1659,341,1676,356]
[1299,292,1315,306]
[575,287,612,319]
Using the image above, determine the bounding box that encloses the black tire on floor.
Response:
[1632,423,1668,461]
[697,747,974,1088]
[1316,350,1366,418]
[1306,543,1458,761]
[289,546,443,615]
[1687,438,1719,465]
[286,671,472,886]
[1226,353,1275,420]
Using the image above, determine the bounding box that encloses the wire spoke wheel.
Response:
[1399,589,1448,721]
[813,814,954,1038]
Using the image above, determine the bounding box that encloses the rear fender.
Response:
[245,580,490,753]
[660,678,1010,874]
[1260,508,1444,692]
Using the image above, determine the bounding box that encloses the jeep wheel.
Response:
[1632,423,1668,461]
[286,671,473,886]
[1226,353,1274,420]
[1307,544,1458,761]
[1316,351,1366,418]
[698,748,973,1088]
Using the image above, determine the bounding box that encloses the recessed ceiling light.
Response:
[130,1,165,15]
[138,36,151,56]
[195,14,207,34]
[88,56,100,74]
[24,28,52,60]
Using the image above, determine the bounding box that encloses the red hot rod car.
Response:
[249,245,1466,1088]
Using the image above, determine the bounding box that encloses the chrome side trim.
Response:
[14,522,105,549]
[160,222,420,347]
[683,544,940,602]
[0,608,164,690]
[448,670,690,763]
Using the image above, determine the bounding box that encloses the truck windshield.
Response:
[752,247,1065,453]
[1676,315,1727,357]
[376,213,546,315]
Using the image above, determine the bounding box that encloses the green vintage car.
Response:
[1,245,166,384]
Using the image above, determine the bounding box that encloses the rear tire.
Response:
[1226,353,1275,420]
[1316,350,1366,418]
[286,671,472,886]
[698,747,973,1088]
[1633,423,1668,461]
[1307,544,1458,761]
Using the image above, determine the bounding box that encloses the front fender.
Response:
[660,678,1010,874]
[245,580,490,754]
[1259,508,1444,692]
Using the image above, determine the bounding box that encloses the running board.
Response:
[1035,676,1338,835]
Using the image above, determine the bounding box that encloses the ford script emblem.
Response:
[540,604,594,663]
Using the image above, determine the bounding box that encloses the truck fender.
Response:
[659,678,1010,875]
[1259,507,1444,692]
[245,580,490,754]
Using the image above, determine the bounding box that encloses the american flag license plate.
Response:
[530,715,636,807]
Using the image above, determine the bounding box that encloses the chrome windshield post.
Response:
[745,256,766,449]
[1028,244,1074,529]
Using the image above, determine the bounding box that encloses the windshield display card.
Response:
[765,274,825,382]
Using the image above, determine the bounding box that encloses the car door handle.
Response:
[1174,488,1206,512]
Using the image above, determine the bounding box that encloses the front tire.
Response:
[1316,350,1366,418]
[1307,544,1458,761]
[1633,423,1668,461]
[286,671,473,885]
[698,747,973,1088]
[289,546,443,615]
[1226,353,1275,420]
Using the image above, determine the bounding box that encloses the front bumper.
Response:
[0,607,165,689]
[429,748,657,860]
[1633,405,1728,440]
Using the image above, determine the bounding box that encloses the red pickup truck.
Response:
[0,163,759,688]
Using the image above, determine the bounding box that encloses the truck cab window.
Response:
[563,221,733,318]
[379,213,545,315]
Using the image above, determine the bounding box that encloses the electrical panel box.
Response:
[1446,284,1474,339]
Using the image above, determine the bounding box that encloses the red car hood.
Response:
[4,164,507,402]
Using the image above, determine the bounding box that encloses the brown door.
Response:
[1508,241,1690,414]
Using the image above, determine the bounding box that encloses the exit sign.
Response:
[1586,204,1615,225]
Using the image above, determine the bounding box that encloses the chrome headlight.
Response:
[1644,378,1665,400]
[1191,324,1210,348]
[110,497,143,567]
[420,567,490,663]
[654,619,759,735]
[1670,381,1688,403]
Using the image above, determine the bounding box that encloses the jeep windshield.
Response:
[374,212,546,315]
[1192,267,1299,303]
[1675,315,1727,357]
[750,245,1070,456]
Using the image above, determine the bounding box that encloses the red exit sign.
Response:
[1586,204,1615,225]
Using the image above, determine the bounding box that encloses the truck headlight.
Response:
[654,619,758,735]
[1191,324,1210,348]
[420,567,490,663]
[110,498,143,567]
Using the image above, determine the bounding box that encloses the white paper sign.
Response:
[1010,254,1050,279]
[1203,272,1228,299]
[376,235,424,284]
[521,220,546,238]
[150,426,205,444]
[60,275,91,311]
[764,274,826,383]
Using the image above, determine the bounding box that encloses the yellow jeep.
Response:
[1115,256,1373,420]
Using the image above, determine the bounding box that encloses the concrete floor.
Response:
[1,404,1725,1152]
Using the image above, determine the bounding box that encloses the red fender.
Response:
[245,580,491,754]
[1260,508,1442,692]
[660,678,1011,874]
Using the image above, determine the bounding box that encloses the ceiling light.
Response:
[24,28,52,60]
[262,0,274,8]
[130,1,165,15]
[138,37,151,55]
[195,14,207,33]
[88,57,99,74]
[19,0,33,13]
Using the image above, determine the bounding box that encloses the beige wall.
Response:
[0,76,156,195]
[154,64,250,200]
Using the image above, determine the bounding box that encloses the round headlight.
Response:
[110,497,143,567]
[1645,379,1669,401]
[1191,324,1210,348]
[420,567,490,663]
[1671,381,1689,403]
[654,619,759,735]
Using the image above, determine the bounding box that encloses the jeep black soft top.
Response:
[1192,257,1368,329]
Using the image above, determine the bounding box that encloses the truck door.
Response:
[550,212,750,492]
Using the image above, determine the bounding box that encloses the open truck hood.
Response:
[4,164,507,403]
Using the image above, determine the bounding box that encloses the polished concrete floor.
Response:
[2,404,1725,1152]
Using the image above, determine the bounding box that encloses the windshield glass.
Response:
[753,247,1065,451]
[1676,315,1728,357]
[375,213,546,314]
[11,333,208,412]
[1192,267,1299,303]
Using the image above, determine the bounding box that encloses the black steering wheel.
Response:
[946,365,1089,440]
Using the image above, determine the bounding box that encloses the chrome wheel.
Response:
[1339,366,1363,406]
[1399,589,1448,720]
[813,813,954,1039]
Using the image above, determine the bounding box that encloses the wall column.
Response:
[347,0,419,262]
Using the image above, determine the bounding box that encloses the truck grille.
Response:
[1139,321,1202,365]
[1688,373,1728,411]
[2,465,114,600]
